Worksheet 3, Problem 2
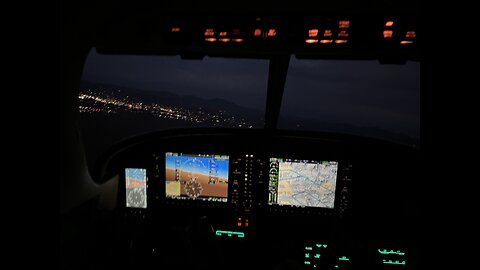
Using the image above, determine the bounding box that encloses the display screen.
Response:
[125,168,147,208]
[268,158,338,208]
[165,152,229,202]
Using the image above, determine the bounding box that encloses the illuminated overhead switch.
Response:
[320,39,333,43]
[324,30,333,37]
[171,27,180,33]
[204,28,216,42]
[385,21,394,27]
[305,39,318,44]
[204,28,215,36]
[267,29,277,37]
[406,31,416,38]
[335,40,348,44]
[308,29,319,37]
[232,29,244,43]
[339,20,350,28]
[383,30,393,38]
[254,29,262,37]
[338,30,348,37]
[400,40,414,44]
[245,218,249,227]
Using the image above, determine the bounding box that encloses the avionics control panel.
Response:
[109,130,418,269]
[123,151,353,219]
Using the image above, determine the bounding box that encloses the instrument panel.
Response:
[99,129,419,269]
[123,152,353,216]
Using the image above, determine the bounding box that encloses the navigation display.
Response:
[125,168,147,208]
[268,158,338,208]
[165,152,229,202]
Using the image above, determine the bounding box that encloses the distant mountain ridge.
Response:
[80,80,264,121]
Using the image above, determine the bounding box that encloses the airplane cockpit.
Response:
[61,2,421,269]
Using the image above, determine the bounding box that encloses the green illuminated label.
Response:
[383,260,406,265]
[215,230,245,238]
[378,249,405,255]
[339,256,349,261]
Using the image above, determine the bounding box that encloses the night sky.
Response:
[81,48,420,140]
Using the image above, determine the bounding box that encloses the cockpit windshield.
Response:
[279,58,420,145]
[79,49,419,170]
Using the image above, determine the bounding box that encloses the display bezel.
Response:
[267,157,339,209]
[125,167,148,209]
[164,152,230,203]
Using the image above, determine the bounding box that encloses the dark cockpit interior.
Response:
[61,2,422,269]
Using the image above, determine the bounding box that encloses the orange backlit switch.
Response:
[339,20,350,28]
[308,29,319,37]
[406,31,416,38]
[338,30,348,37]
[204,29,215,36]
[267,29,277,37]
[383,30,393,38]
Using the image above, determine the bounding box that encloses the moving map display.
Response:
[165,152,229,202]
[125,168,147,208]
[268,158,338,208]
